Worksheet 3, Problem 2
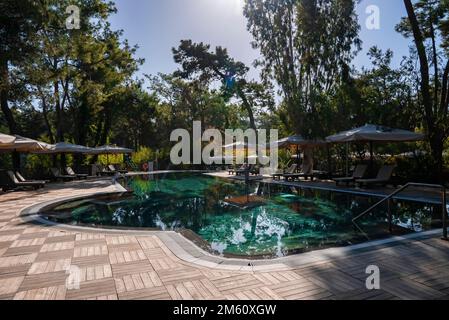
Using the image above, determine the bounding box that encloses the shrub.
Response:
[132,147,155,166]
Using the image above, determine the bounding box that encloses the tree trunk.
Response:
[0,58,17,134]
[403,0,432,122]
[100,107,112,146]
[75,95,89,167]
[429,134,444,182]
[41,97,55,143]
[0,57,21,170]
[54,87,63,141]
[404,0,443,179]
[236,87,257,132]
[53,59,65,168]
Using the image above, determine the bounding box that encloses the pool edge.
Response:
[18,183,447,272]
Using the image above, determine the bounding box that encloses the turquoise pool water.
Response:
[40,173,443,258]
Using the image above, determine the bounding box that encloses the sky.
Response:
[108,0,413,82]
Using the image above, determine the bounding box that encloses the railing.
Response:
[352,183,448,240]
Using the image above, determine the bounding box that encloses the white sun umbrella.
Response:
[35,142,94,154]
[0,135,53,171]
[0,135,54,170]
[91,145,134,155]
[2,135,54,153]
[268,135,326,149]
[326,124,425,173]
[0,133,16,147]
[326,124,425,143]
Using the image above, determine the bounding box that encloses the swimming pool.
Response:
[39,173,444,258]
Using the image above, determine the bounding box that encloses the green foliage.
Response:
[132,147,155,166]
[277,149,294,169]
[171,40,274,130]
[244,0,361,138]
[22,154,54,178]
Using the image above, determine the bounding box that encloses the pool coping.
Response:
[19,176,448,272]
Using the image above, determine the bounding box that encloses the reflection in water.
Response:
[41,173,442,258]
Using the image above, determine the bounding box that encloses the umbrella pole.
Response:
[297,145,300,170]
[369,142,374,172]
[61,153,67,169]
[12,150,20,171]
[346,143,349,176]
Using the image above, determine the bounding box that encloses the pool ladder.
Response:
[352,183,448,241]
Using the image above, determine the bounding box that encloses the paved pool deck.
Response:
[0,176,448,300]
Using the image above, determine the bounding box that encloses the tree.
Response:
[0,1,144,169]
[398,0,449,178]
[335,47,420,130]
[0,0,42,135]
[110,84,158,151]
[244,0,361,137]
[148,73,247,133]
[172,40,274,131]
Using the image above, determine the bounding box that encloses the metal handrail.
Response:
[352,182,448,240]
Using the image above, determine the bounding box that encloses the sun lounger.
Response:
[229,165,246,175]
[51,168,77,182]
[250,166,261,176]
[356,165,396,187]
[333,165,368,186]
[96,165,116,176]
[15,172,47,185]
[283,164,314,181]
[236,165,255,176]
[108,165,127,174]
[0,171,45,191]
[312,170,331,180]
[65,167,89,180]
[271,164,298,180]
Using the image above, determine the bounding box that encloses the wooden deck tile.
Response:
[66,278,116,300]
[3,245,43,257]
[382,277,445,300]
[0,253,37,268]
[0,277,24,297]
[111,260,154,278]
[35,249,74,262]
[73,245,108,258]
[18,232,49,240]
[14,285,66,300]
[72,255,110,268]
[158,268,204,285]
[44,235,76,244]
[118,286,171,300]
[40,242,75,253]
[0,264,31,279]
[28,259,71,275]
[19,271,67,291]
